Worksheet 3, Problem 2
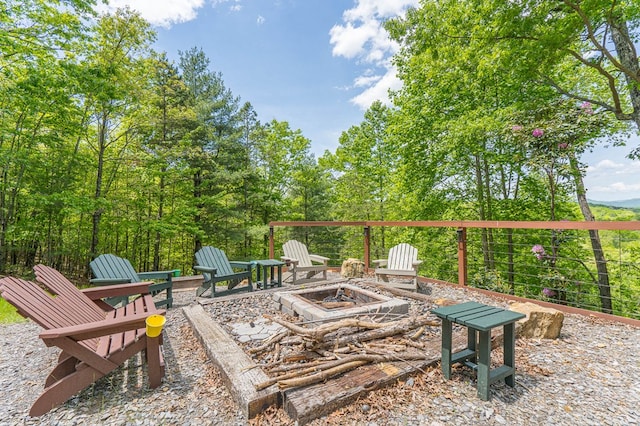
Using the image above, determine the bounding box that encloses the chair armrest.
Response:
[281,256,299,266]
[229,261,253,270]
[412,260,423,267]
[194,265,217,275]
[373,259,387,267]
[138,271,173,280]
[39,310,166,342]
[82,282,153,300]
[309,254,329,265]
[90,277,131,285]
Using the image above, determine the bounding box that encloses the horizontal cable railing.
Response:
[269,221,640,321]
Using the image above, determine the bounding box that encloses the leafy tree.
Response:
[0,0,97,273]
[137,53,195,270]
[321,101,401,258]
[507,100,625,313]
[77,8,156,259]
[384,0,628,311]
[391,1,640,152]
[178,47,246,254]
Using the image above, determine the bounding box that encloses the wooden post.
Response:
[363,226,370,272]
[457,227,467,286]
[269,226,275,259]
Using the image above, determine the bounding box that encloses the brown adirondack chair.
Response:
[0,265,166,416]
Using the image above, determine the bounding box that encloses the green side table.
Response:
[254,259,285,289]
[431,301,525,400]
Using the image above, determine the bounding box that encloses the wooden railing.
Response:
[269,220,640,322]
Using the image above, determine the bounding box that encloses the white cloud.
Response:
[350,67,402,109]
[100,0,205,27]
[590,181,640,194]
[353,73,381,88]
[330,0,418,110]
[257,15,266,25]
[588,159,626,172]
[587,159,640,181]
[582,137,640,200]
[99,0,242,28]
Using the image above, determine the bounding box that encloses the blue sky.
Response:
[101,0,640,202]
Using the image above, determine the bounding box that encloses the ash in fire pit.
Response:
[273,284,409,323]
[321,287,356,308]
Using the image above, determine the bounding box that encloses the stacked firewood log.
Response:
[248,312,441,391]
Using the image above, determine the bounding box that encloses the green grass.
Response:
[0,298,25,324]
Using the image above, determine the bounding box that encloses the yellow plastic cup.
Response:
[145,314,166,338]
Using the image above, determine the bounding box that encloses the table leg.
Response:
[467,326,477,364]
[262,265,268,289]
[276,265,282,287]
[477,329,491,401]
[256,265,262,288]
[504,323,516,387]
[441,318,453,379]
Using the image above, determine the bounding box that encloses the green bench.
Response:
[431,301,525,400]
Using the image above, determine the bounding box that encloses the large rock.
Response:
[510,302,564,339]
[341,258,365,278]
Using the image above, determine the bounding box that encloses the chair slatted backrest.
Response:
[34,264,106,320]
[0,276,103,349]
[387,243,418,270]
[283,240,313,267]
[195,247,234,277]
[90,254,139,282]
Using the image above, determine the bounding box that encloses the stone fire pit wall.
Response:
[272,284,409,323]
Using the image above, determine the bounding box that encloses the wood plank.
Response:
[172,275,205,290]
[182,304,280,418]
[282,331,468,425]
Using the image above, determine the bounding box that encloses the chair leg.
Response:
[146,336,163,389]
[166,286,173,309]
[30,366,106,416]
[45,356,78,387]
[195,283,210,297]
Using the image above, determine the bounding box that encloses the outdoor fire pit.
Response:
[272,283,409,322]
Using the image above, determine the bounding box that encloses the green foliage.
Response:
[0,298,25,324]
[1,0,639,320]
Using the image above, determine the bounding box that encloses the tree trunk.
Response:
[90,119,107,259]
[474,155,490,269]
[569,154,613,314]
[609,19,640,133]
[193,170,202,254]
[483,157,495,269]
[153,172,165,271]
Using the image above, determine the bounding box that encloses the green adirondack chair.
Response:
[194,246,253,297]
[89,254,174,308]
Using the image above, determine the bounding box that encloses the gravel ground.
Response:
[1,273,639,425]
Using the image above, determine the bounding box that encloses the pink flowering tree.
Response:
[508,100,624,313]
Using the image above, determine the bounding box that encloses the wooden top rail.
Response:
[270,220,640,231]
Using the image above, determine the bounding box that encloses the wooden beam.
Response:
[282,332,467,425]
[183,305,280,418]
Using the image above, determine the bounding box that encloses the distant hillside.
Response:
[588,198,640,208]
